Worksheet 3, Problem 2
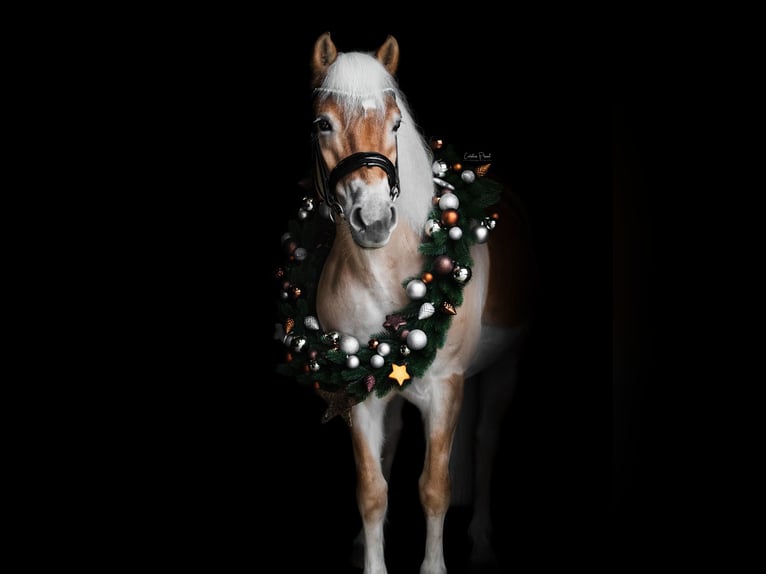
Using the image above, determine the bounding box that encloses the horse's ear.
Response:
[311,32,338,87]
[375,35,399,75]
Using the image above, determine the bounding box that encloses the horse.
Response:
[276,32,532,573]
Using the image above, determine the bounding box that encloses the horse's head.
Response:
[311,33,402,249]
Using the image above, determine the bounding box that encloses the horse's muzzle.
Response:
[349,204,398,248]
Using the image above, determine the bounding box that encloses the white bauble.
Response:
[406,329,428,350]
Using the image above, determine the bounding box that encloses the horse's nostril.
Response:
[390,206,397,226]
[350,206,366,231]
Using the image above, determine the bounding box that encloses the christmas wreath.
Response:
[274,141,502,425]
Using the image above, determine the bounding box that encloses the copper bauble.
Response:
[440,209,459,227]
[433,255,454,275]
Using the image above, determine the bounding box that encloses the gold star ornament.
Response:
[388,363,411,386]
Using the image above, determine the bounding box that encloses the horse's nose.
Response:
[349,205,397,235]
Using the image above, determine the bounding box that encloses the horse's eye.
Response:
[315,118,332,132]
[393,119,402,132]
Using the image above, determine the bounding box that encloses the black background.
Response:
[124,21,693,573]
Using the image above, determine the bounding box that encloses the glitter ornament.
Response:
[461,169,476,183]
[418,302,436,320]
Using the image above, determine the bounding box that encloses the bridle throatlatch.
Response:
[312,137,400,219]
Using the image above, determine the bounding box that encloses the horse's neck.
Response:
[317,222,423,337]
[316,121,433,337]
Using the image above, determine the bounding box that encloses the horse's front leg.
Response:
[351,396,390,574]
[419,372,464,574]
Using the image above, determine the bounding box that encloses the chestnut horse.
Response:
[306,32,531,573]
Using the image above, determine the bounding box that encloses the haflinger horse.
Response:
[278,32,532,574]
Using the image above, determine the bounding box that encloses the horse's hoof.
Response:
[468,563,500,574]
[469,543,499,573]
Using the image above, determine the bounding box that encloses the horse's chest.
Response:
[318,282,401,337]
[317,268,406,339]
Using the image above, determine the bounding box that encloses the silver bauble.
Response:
[461,169,476,183]
[453,265,472,284]
[370,354,385,368]
[339,335,360,355]
[432,159,448,177]
[448,226,463,240]
[294,247,307,261]
[438,192,460,211]
[424,219,442,237]
[406,279,427,300]
[406,329,428,350]
[321,330,340,346]
[376,342,391,357]
[291,335,307,352]
[472,224,489,243]
[346,354,360,369]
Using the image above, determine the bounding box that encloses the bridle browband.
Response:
[311,91,401,219]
